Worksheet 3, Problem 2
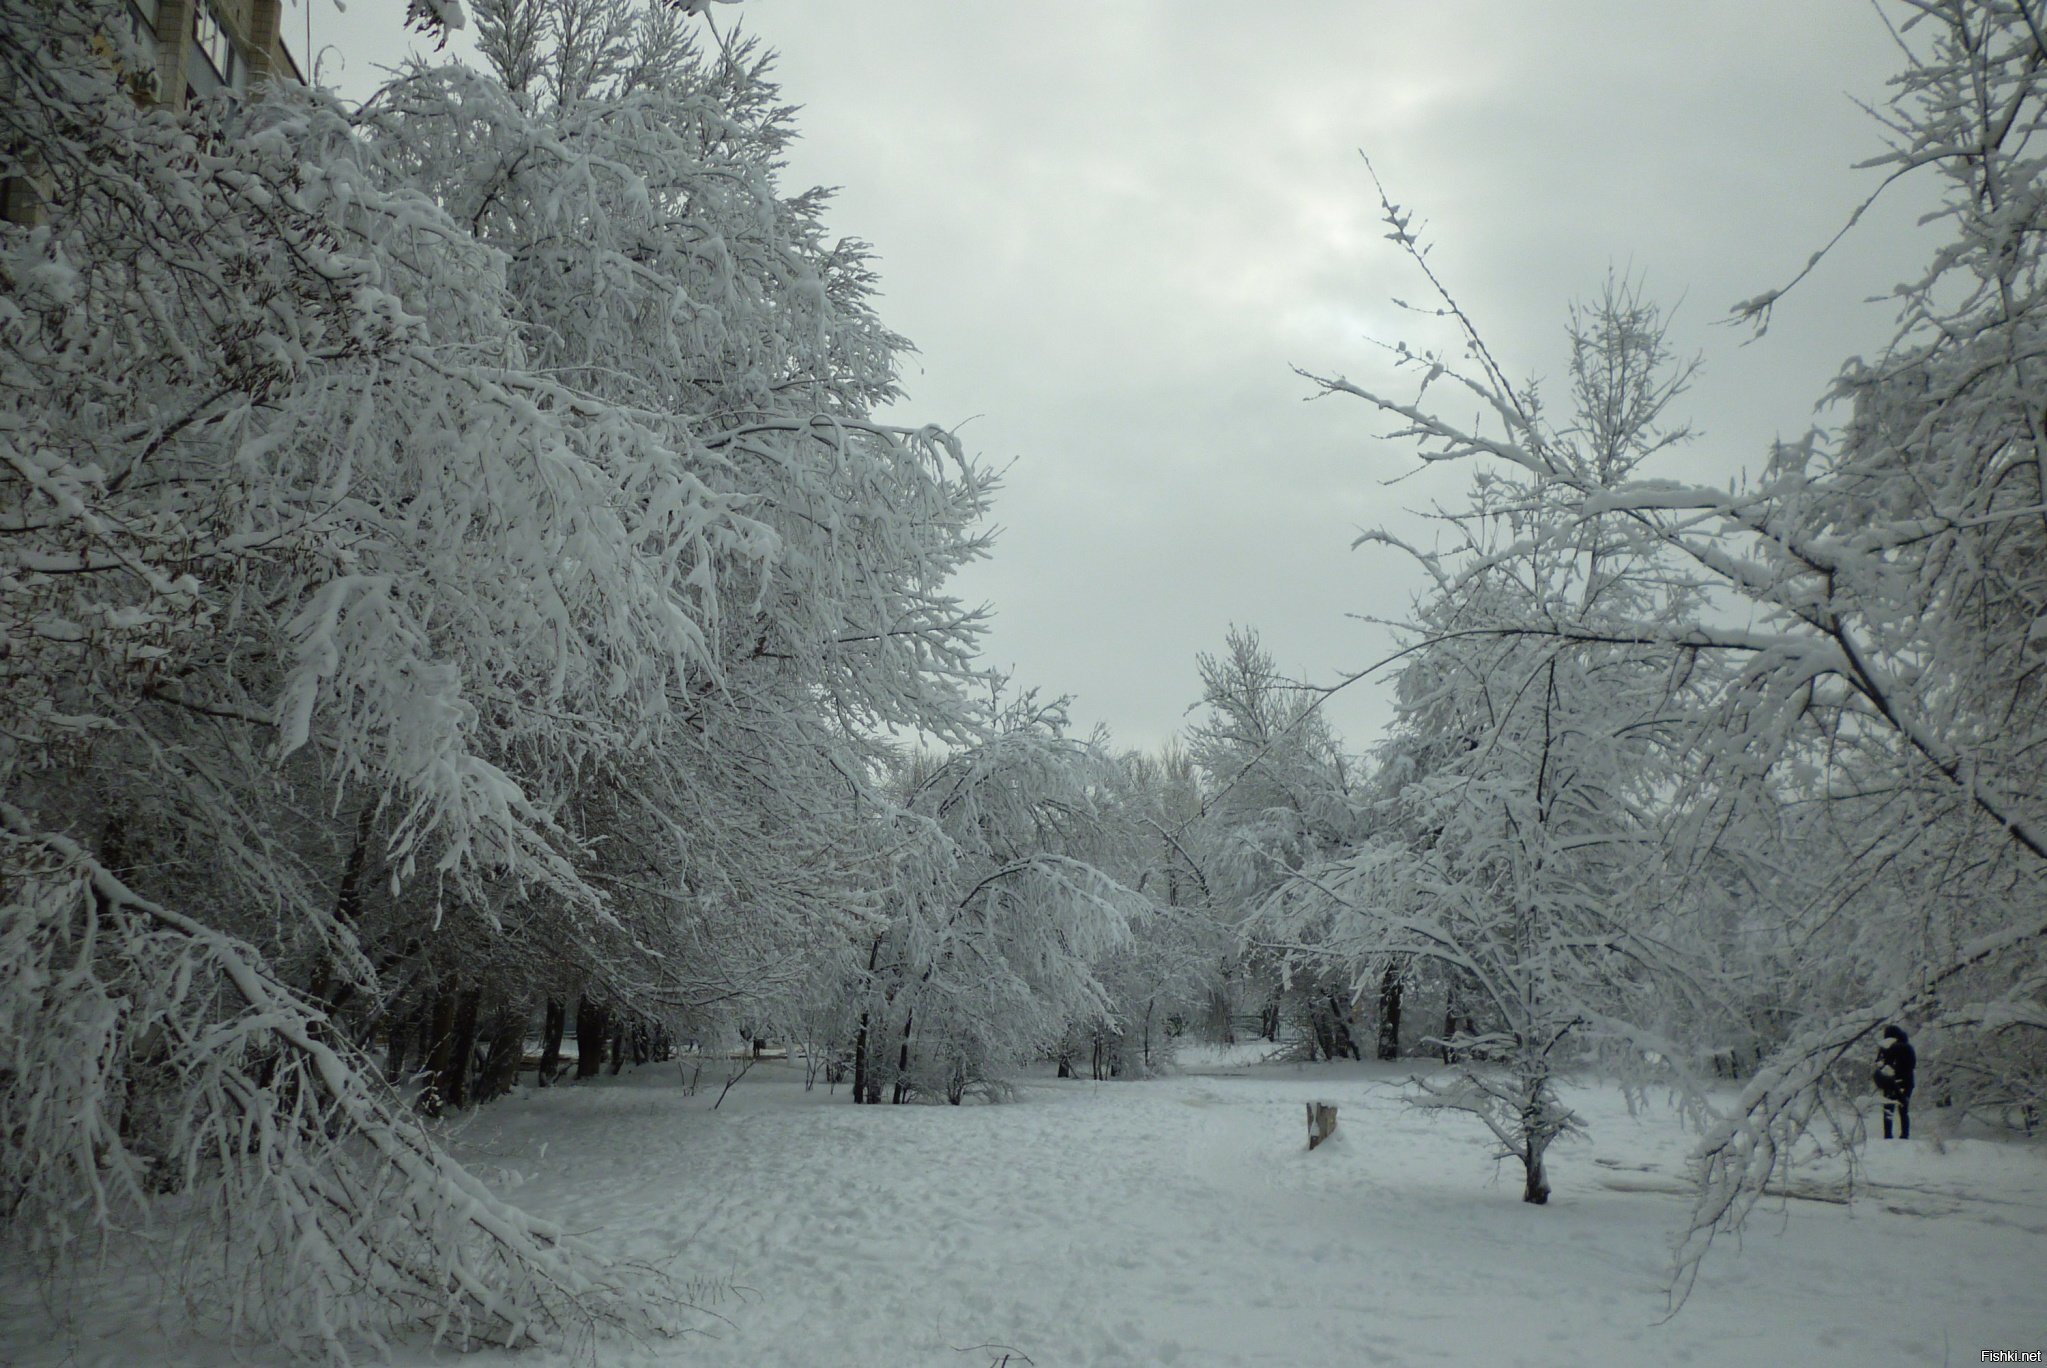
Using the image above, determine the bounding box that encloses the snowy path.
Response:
[5,1054,2041,1365]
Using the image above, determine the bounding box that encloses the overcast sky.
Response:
[315,1,1936,755]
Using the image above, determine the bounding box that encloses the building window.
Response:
[192,1,239,89]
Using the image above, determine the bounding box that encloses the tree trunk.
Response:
[607,1015,625,1075]
[1442,979,1462,1063]
[852,938,880,1104]
[538,998,566,1086]
[420,978,458,1115]
[473,1001,525,1104]
[1377,964,1402,1060]
[1308,1001,1341,1061]
[309,803,375,1012]
[443,985,482,1110]
[852,1010,870,1104]
[1523,1145,1551,1205]
[892,1009,913,1104]
[412,997,432,1077]
[1213,985,1237,1046]
[575,994,606,1079]
[1327,994,1361,1060]
[386,994,423,1084]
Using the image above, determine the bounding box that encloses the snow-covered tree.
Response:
[1185,628,1365,1054]
[1062,745,1216,1078]
[1305,0,2047,1266]
[0,1,717,1344]
[1260,281,1729,1203]
[839,698,1142,1104]
[2,0,997,1349]
[341,3,998,1056]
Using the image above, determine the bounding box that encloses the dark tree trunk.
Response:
[852,1011,870,1104]
[1107,1030,1125,1079]
[1260,1001,1280,1042]
[607,1015,625,1075]
[473,1002,525,1104]
[443,985,482,1109]
[538,998,566,1086]
[1523,1148,1551,1205]
[388,991,429,1085]
[385,1008,409,1084]
[420,979,458,1115]
[1442,979,1463,1063]
[416,991,438,1071]
[853,938,883,1104]
[575,995,607,1079]
[1377,965,1403,1060]
[1311,1007,1335,1062]
[309,804,376,1012]
[892,1009,913,1104]
[1327,995,1362,1060]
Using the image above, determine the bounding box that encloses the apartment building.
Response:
[136,0,308,108]
[3,0,306,223]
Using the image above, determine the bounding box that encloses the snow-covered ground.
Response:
[7,1046,2042,1366]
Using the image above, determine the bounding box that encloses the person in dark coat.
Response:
[1873,1025,1916,1140]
